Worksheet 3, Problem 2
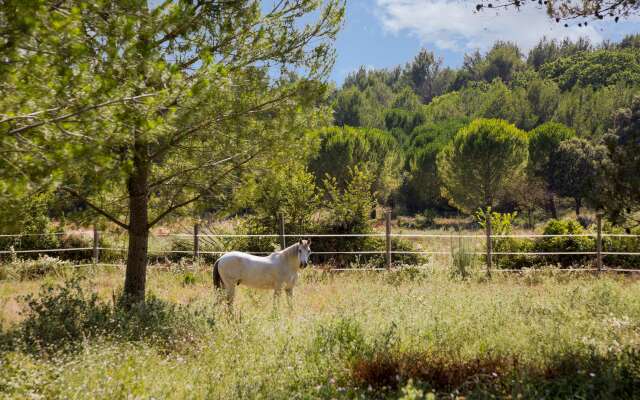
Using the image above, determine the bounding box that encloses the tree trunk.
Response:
[123,145,150,304]
[547,193,558,219]
[575,197,582,217]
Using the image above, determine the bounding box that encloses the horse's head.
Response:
[297,239,312,268]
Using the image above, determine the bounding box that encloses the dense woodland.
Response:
[308,35,640,224]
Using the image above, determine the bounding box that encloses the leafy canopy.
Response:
[437,118,528,212]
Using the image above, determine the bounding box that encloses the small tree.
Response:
[308,126,403,206]
[548,138,609,216]
[528,122,576,218]
[1,0,344,302]
[603,96,640,225]
[234,164,321,235]
[437,118,528,213]
[403,119,467,212]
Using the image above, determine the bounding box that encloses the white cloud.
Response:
[374,0,605,53]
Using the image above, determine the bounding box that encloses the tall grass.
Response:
[1,267,639,398]
[449,235,478,279]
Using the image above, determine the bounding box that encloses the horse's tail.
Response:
[213,258,222,289]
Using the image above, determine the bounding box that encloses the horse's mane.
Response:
[279,242,299,258]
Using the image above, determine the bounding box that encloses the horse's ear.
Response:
[298,239,302,245]
[307,238,312,246]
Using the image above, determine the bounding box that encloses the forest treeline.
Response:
[300,35,640,226]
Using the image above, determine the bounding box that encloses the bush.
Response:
[475,210,537,270]
[6,277,210,353]
[56,233,95,262]
[0,194,60,261]
[310,317,367,362]
[534,219,595,267]
[0,256,74,281]
[493,237,536,270]
[602,223,640,269]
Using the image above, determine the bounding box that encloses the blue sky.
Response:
[329,0,640,85]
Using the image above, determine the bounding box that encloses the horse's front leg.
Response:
[285,288,293,311]
[273,288,282,310]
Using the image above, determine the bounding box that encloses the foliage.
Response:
[540,49,640,90]
[0,193,60,256]
[0,0,344,301]
[402,119,467,212]
[479,41,527,84]
[384,108,425,137]
[404,49,452,103]
[475,210,536,269]
[5,276,208,354]
[601,223,640,268]
[548,138,610,215]
[235,165,322,236]
[311,167,376,266]
[308,126,403,205]
[450,236,478,279]
[333,86,366,127]
[534,219,595,267]
[527,37,592,70]
[528,122,576,179]
[476,0,640,20]
[437,118,529,213]
[0,256,73,281]
[602,96,640,225]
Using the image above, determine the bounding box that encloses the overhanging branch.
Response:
[61,187,129,230]
[3,93,157,136]
[147,152,259,228]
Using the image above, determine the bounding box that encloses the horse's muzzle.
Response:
[300,261,308,268]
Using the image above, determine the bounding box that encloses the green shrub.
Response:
[310,316,366,362]
[56,233,96,262]
[7,277,210,354]
[0,194,60,260]
[475,210,537,270]
[534,219,595,267]
[602,223,640,269]
[385,265,429,286]
[493,237,536,269]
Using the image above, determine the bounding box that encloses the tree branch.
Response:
[147,153,258,228]
[61,187,129,230]
[148,154,241,189]
[3,93,157,135]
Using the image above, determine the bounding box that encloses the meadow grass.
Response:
[1,265,640,399]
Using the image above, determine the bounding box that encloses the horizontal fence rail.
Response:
[1,214,639,273]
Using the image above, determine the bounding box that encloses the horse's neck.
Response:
[280,244,299,270]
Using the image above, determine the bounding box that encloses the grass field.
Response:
[1,265,640,399]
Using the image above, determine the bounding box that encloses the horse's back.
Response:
[217,251,281,289]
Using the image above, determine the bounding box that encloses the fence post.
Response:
[193,223,200,262]
[385,211,392,269]
[279,213,286,250]
[596,212,603,272]
[485,209,492,278]
[93,225,99,264]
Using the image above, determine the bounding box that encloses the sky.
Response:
[329,0,640,85]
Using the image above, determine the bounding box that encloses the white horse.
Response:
[213,239,312,308]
